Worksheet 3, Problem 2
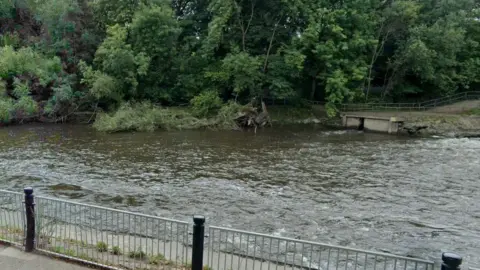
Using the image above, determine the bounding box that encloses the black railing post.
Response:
[24,187,35,252]
[192,215,205,270]
[441,252,462,270]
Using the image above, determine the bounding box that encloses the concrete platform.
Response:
[0,244,93,270]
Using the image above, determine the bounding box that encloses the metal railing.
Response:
[34,195,190,269]
[0,189,25,246]
[0,188,469,270]
[340,91,480,112]
[206,226,434,270]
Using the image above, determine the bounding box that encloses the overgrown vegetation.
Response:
[0,0,478,128]
[50,246,76,257]
[148,253,166,265]
[111,246,122,255]
[129,248,147,259]
[96,241,108,252]
[92,101,245,132]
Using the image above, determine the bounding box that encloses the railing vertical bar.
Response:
[207,227,211,269]
[63,201,67,252]
[403,259,407,270]
[209,229,217,267]
[230,232,235,270]
[261,235,265,269]
[300,242,304,270]
[92,206,97,262]
[326,247,331,269]
[217,229,221,270]
[169,221,173,270]
[164,218,167,266]
[132,214,136,270]
[293,241,296,270]
[363,253,367,270]
[122,212,126,267]
[317,247,322,270]
[336,248,340,270]
[184,223,189,266]
[156,218,161,265]
[393,259,397,270]
[143,216,147,270]
[12,197,17,242]
[176,221,180,265]
[275,238,280,270]
[269,237,273,270]
[224,230,228,270]
[354,252,358,270]
[373,255,377,270]
[150,217,154,262]
[245,234,250,270]
[101,208,105,263]
[345,250,349,270]
[284,241,288,270]
[253,235,257,270]
[106,209,111,264]
[71,203,77,257]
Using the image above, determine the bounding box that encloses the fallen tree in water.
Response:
[233,101,271,132]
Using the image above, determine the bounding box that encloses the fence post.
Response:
[441,252,462,270]
[24,187,35,252]
[192,215,205,270]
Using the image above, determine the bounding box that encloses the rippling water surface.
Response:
[0,124,479,267]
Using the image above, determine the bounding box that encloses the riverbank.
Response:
[65,103,337,132]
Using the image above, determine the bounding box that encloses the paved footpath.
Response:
[0,244,93,270]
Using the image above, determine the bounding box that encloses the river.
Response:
[0,124,478,267]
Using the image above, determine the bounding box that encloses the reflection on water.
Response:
[0,124,479,267]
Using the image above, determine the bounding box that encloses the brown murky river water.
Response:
[0,124,478,267]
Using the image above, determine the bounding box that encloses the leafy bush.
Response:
[148,253,166,265]
[0,98,14,123]
[111,246,122,255]
[190,91,223,118]
[96,241,108,252]
[129,249,146,259]
[93,102,158,132]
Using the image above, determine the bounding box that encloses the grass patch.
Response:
[148,253,166,265]
[129,249,147,260]
[463,108,480,115]
[77,253,99,263]
[96,241,108,252]
[111,246,122,255]
[50,246,76,257]
[204,265,214,270]
[1,226,23,234]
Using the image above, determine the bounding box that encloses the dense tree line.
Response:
[0,0,479,123]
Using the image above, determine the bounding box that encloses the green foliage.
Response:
[0,0,479,125]
[190,91,223,117]
[129,248,147,259]
[96,241,108,252]
[0,46,61,84]
[111,246,122,255]
[148,253,166,265]
[51,246,76,257]
[0,98,14,123]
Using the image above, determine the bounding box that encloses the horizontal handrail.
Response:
[341,91,480,112]
[35,194,189,224]
[209,225,434,264]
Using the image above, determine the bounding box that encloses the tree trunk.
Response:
[310,77,316,100]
